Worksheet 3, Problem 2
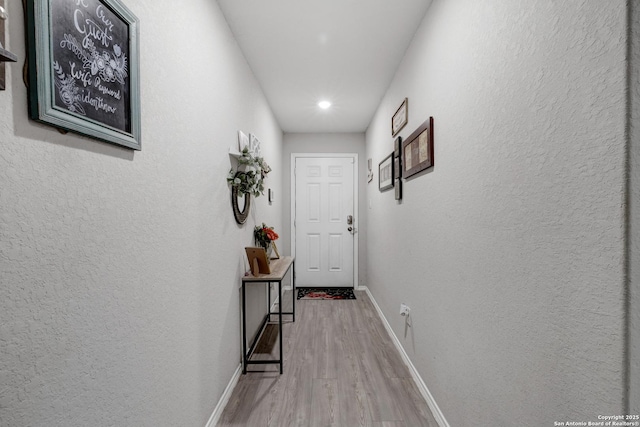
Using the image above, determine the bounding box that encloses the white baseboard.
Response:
[205,364,242,427]
[362,286,450,427]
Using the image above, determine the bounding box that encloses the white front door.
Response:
[293,156,356,287]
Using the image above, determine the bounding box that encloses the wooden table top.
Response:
[243,256,294,282]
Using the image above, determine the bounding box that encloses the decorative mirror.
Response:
[231,186,251,224]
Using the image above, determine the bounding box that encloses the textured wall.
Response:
[365,1,628,425]
[282,133,367,288]
[630,0,640,415]
[0,1,282,426]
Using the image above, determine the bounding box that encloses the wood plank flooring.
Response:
[217,290,438,427]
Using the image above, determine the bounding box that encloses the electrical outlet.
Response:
[400,303,410,317]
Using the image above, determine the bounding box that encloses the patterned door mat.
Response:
[297,287,356,300]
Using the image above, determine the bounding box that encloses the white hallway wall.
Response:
[366,1,629,425]
[282,133,367,288]
[630,0,640,415]
[0,1,282,426]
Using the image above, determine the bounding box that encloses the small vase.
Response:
[261,243,273,264]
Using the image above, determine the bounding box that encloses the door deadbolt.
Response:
[347,215,353,225]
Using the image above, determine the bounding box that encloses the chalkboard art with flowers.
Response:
[26,0,141,150]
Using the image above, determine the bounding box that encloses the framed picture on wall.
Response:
[238,130,249,151]
[394,156,401,180]
[402,117,434,179]
[395,178,402,200]
[25,0,141,150]
[394,136,402,157]
[392,98,408,136]
[378,153,394,191]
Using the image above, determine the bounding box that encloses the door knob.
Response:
[347,227,353,232]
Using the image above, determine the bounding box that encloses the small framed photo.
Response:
[245,247,271,275]
[378,153,394,191]
[238,130,249,151]
[394,156,401,179]
[271,241,281,259]
[391,98,408,136]
[402,117,434,179]
[395,178,402,200]
[248,133,262,157]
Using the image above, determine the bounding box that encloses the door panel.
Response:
[307,234,321,271]
[328,183,342,222]
[307,183,321,222]
[295,157,354,287]
[328,234,343,271]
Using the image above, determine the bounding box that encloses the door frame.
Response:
[290,153,359,288]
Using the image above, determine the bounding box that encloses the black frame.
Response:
[378,153,394,191]
[394,136,402,200]
[395,178,402,200]
[394,136,402,157]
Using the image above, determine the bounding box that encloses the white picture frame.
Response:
[237,130,249,151]
[248,133,262,157]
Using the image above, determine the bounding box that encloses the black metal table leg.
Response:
[242,282,247,374]
[278,280,283,374]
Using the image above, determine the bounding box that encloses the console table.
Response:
[241,256,295,374]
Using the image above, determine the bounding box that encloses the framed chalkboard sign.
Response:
[26,0,141,150]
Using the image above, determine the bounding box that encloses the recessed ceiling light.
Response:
[318,101,331,110]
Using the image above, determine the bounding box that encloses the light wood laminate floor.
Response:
[218,290,438,427]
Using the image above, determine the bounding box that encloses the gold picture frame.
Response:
[271,241,281,259]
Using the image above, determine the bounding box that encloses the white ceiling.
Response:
[216,0,432,134]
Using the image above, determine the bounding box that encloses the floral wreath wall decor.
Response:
[228,131,271,224]
[26,0,141,150]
